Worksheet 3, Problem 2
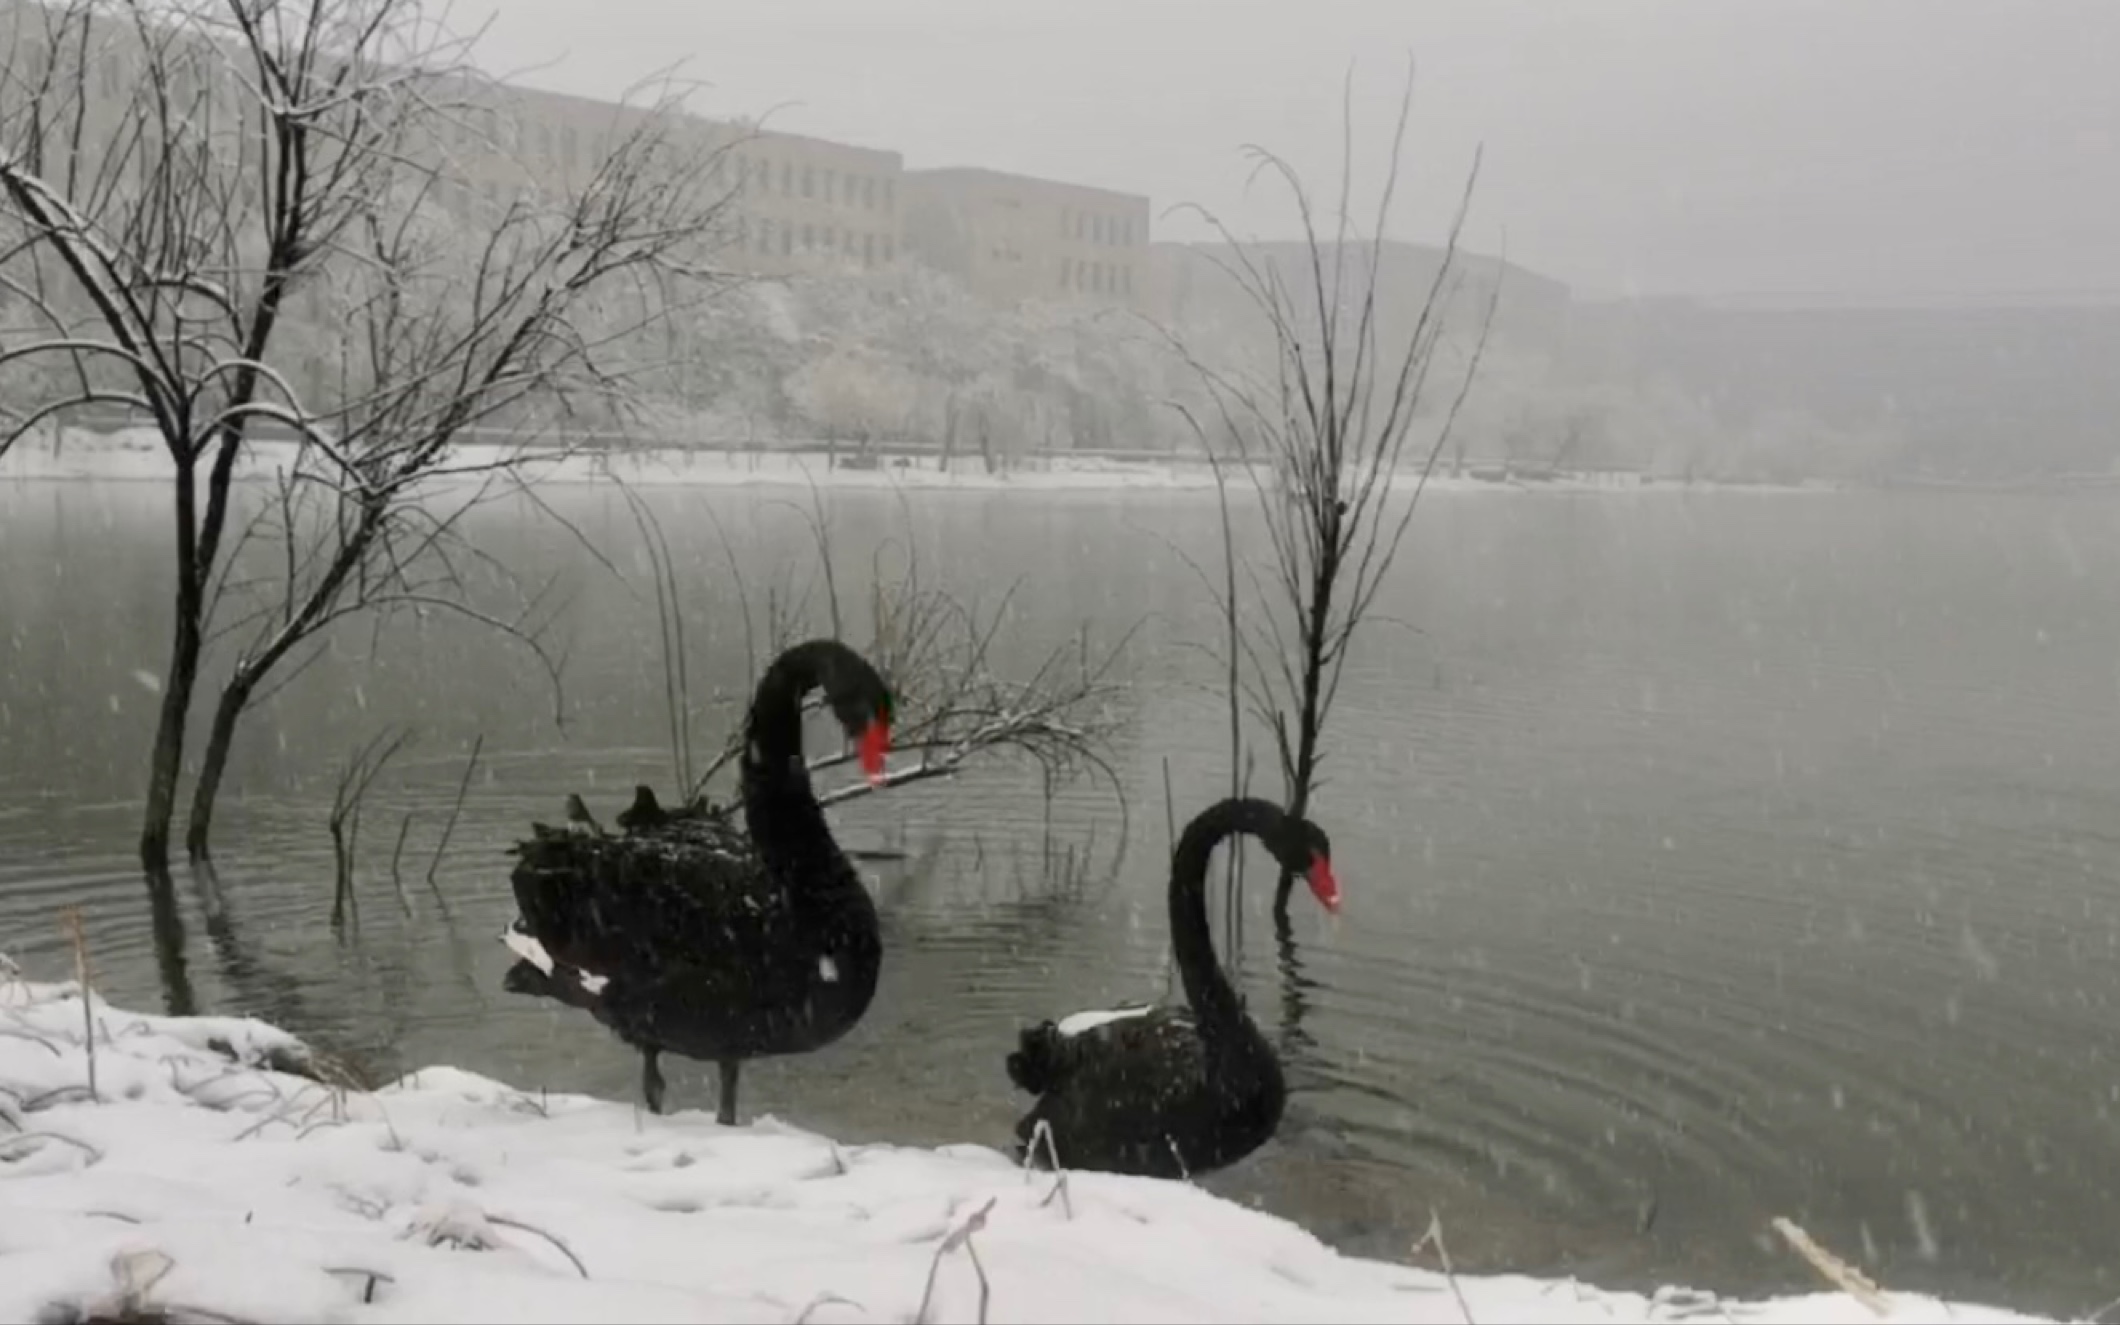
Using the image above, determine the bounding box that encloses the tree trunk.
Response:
[1273,714,1322,920]
[1273,530,1341,921]
[139,661,194,874]
[141,465,205,875]
[185,673,254,861]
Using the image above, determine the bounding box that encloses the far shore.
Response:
[0,426,1852,498]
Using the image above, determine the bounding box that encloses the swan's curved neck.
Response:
[745,641,841,773]
[741,641,848,885]
[1168,799,1278,1028]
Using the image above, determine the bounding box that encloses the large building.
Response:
[901,167,1152,311]
[718,129,904,276]
[413,82,907,279]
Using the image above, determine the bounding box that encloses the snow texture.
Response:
[0,963,2048,1324]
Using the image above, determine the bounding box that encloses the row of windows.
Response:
[716,155,895,212]
[1062,207,1137,247]
[436,113,897,219]
[1059,257,1132,296]
[734,217,896,266]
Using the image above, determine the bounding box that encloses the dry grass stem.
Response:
[60,906,95,1101]
[915,1196,998,1325]
[1411,1209,1476,1325]
[1770,1216,1893,1318]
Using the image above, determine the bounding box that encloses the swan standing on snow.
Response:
[1006,797,1341,1178]
[502,639,895,1124]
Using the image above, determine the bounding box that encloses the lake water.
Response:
[5,477,2119,1319]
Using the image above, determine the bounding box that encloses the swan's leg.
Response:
[716,1057,741,1126]
[641,1048,666,1115]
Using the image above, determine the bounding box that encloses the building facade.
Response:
[422,83,907,279]
[901,167,1151,310]
[712,127,904,277]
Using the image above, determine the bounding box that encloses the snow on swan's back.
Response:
[1055,1004,1156,1037]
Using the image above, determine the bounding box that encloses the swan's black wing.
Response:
[509,813,799,987]
[1010,1006,1219,1171]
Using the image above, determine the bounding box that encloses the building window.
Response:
[1092,216,1104,245]
[822,168,835,202]
[1059,257,1071,289]
[882,235,895,261]
[883,180,895,210]
[1061,207,1072,237]
[802,223,814,249]
[862,177,876,210]
[782,162,793,194]
[863,233,876,265]
[802,167,815,199]
[1122,265,1132,293]
[781,226,793,256]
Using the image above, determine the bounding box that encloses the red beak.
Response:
[1306,857,1341,913]
[858,718,891,786]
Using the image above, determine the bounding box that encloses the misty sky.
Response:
[462,0,2120,300]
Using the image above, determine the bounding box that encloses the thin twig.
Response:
[487,1213,590,1279]
[424,733,482,907]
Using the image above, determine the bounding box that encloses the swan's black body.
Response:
[1007,797,1340,1180]
[503,639,892,1124]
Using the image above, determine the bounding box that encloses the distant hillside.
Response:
[1568,296,2120,480]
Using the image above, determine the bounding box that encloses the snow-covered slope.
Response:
[0,963,2046,1324]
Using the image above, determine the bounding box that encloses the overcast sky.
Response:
[460,0,2120,300]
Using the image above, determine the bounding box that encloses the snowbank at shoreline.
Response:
[0,426,1824,497]
[0,962,2043,1324]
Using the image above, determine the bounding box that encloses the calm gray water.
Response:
[5,478,2120,1318]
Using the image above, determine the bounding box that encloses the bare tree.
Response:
[1171,63,1496,921]
[614,474,1133,826]
[0,0,737,870]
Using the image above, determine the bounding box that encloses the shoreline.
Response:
[0,963,2048,1324]
[1,427,1838,498]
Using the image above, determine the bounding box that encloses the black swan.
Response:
[501,638,894,1125]
[1005,797,1341,1179]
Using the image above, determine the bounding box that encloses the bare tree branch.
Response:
[1160,55,1494,919]
[0,0,740,869]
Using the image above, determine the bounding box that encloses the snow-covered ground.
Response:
[0,426,1815,496]
[0,962,2045,1324]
